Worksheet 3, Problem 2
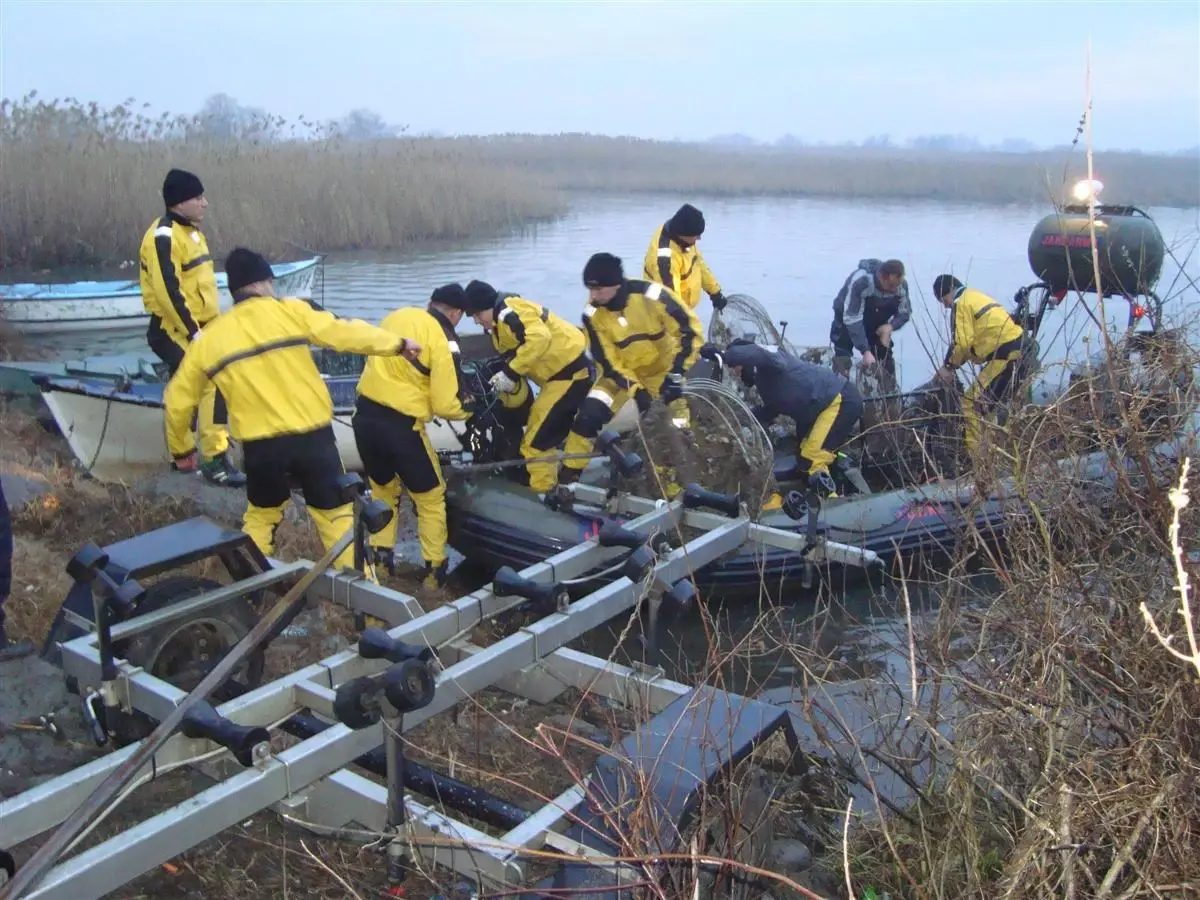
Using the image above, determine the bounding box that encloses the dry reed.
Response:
[2,94,1197,272]
[0,95,566,270]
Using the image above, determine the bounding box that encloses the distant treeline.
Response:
[1,94,1196,270]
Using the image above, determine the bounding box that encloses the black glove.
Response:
[634,388,653,416]
[699,343,721,361]
[660,373,685,404]
[711,291,728,312]
[749,404,771,426]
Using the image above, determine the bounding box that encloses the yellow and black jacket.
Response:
[490,294,590,386]
[582,280,702,390]
[944,287,1025,369]
[138,211,219,345]
[164,297,405,457]
[357,306,471,422]
[642,223,722,310]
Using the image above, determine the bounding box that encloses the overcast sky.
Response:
[2,0,1197,152]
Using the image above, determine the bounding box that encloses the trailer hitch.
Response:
[64,543,147,746]
[333,630,438,888]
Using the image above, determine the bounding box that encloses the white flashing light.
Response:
[1071,178,1104,203]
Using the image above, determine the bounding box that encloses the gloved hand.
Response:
[490,370,519,394]
[634,388,653,416]
[749,404,771,426]
[699,343,722,361]
[660,373,685,404]
[711,291,728,312]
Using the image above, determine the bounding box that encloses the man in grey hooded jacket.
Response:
[830,258,910,390]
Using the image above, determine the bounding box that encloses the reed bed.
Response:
[3,96,1197,271]
[458,132,1200,208]
[0,96,567,270]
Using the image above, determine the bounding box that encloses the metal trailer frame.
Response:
[0,484,879,900]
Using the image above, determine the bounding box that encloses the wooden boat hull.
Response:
[32,374,469,484]
[0,257,322,334]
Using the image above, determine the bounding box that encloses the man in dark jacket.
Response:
[0,476,34,660]
[830,258,910,390]
[703,339,863,495]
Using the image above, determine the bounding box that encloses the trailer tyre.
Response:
[112,575,265,746]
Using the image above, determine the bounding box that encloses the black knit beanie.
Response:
[225,248,275,295]
[582,253,624,288]
[463,280,499,313]
[163,168,205,207]
[932,274,964,300]
[668,203,705,238]
[430,283,467,308]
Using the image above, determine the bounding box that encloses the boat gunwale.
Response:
[0,256,323,302]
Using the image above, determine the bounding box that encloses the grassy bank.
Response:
[2,97,1197,270]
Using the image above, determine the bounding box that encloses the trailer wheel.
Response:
[112,575,265,746]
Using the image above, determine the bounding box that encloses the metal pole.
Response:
[385,714,409,885]
[445,450,607,475]
[0,524,358,900]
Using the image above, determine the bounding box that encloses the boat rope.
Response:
[84,392,117,475]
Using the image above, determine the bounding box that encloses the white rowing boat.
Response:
[0,257,322,335]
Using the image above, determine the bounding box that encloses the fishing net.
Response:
[619,378,780,517]
[706,293,831,364]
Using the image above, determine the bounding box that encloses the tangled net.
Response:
[706,293,832,365]
[621,378,780,516]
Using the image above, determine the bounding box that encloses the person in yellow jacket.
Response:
[138,168,244,487]
[932,274,1027,456]
[642,203,728,313]
[164,248,423,570]
[573,253,702,497]
[353,283,479,590]
[458,279,595,501]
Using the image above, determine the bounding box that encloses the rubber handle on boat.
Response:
[664,578,698,613]
[181,700,271,768]
[359,627,437,665]
[333,676,383,731]
[492,566,567,614]
[681,484,742,518]
[595,429,645,477]
[383,659,437,714]
[597,521,649,550]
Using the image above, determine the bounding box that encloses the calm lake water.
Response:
[26,192,1200,396]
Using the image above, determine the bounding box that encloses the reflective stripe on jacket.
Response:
[945,287,1025,369]
[165,297,404,455]
[491,295,589,385]
[582,280,701,390]
[138,211,219,344]
[357,306,470,422]
[642,224,721,310]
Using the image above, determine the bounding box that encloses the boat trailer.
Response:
[0,471,879,900]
